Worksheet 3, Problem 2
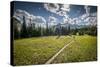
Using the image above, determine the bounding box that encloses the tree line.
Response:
[12,16,97,39]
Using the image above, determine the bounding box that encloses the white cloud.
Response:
[48,16,57,23]
[57,11,67,16]
[44,3,59,14]
[33,16,46,24]
[71,18,78,25]
[14,9,31,18]
[14,9,46,28]
[60,4,70,12]
[80,14,88,20]
[13,15,22,23]
[63,15,76,25]
[62,5,96,26]
[89,16,97,26]
[32,15,46,28]
[84,6,90,16]
[83,17,90,22]
[57,5,70,17]
[44,3,71,26]
[82,6,97,26]
[14,9,31,24]
[48,16,57,26]
[79,12,97,26]
[63,12,97,26]
[44,3,70,17]
[63,17,70,24]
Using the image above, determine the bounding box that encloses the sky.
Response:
[12,1,97,27]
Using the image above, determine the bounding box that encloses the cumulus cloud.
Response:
[14,9,32,24]
[44,3,70,17]
[80,14,88,20]
[48,16,57,26]
[44,3,71,27]
[48,16,57,23]
[84,6,90,16]
[14,9,31,19]
[57,11,67,16]
[79,12,97,26]
[83,17,90,22]
[32,15,46,28]
[63,12,97,26]
[89,13,97,26]
[33,16,46,23]
[44,3,59,14]
[70,18,79,25]
[63,15,78,25]
[63,18,68,23]
[77,6,91,25]
[60,4,70,12]
[62,5,97,26]
[13,9,46,28]
[63,16,82,27]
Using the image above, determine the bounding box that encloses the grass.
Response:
[13,35,97,65]
[13,36,72,65]
[51,35,97,63]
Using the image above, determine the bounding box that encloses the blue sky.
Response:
[13,1,63,22]
[12,1,97,26]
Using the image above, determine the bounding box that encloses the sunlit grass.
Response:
[13,36,72,65]
[52,35,97,63]
[13,35,97,65]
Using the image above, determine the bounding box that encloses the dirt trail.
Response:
[45,40,74,64]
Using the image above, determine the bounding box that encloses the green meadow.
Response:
[13,35,97,65]
[52,35,97,63]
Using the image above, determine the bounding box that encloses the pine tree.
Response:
[21,16,28,38]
